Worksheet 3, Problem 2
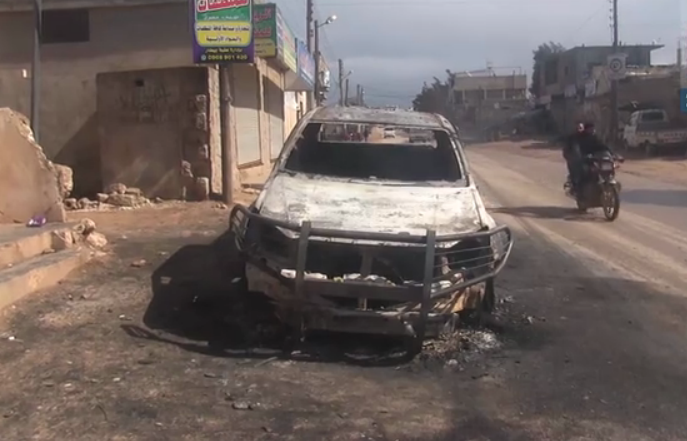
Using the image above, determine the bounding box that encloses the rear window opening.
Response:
[639,111,666,122]
[283,123,463,182]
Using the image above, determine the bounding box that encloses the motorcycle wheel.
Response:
[601,184,620,221]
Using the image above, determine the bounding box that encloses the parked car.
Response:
[383,127,396,138]
[622,108,687,156]
[408,128,434,143]
[229,107,513,354]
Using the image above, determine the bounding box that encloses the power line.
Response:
[562,3,605,45]
[313,3,339,62]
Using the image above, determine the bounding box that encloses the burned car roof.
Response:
[310,106,453,130]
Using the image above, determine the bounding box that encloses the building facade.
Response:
[537,44,661,100]
[0,0,316,197]
[533,44,666,137]
[448,72,528,128]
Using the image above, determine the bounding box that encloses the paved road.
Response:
[463,142,687,440]
[467,142,687,292]
[2,148,687,439]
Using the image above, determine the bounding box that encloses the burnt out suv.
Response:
[229,107,512,353]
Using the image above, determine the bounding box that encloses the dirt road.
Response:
[1,144,687,440]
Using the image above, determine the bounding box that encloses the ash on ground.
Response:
[415,328,503,370]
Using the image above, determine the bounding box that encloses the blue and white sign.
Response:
[296,38,315,87]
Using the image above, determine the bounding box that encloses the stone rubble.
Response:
[72,218,108,249]
[64,182,155,211]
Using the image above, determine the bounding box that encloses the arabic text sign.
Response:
[277,8,297,72]
[193,0,253,64]
[253,3,276,57]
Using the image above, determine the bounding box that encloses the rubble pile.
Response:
[64,182,157,211]
[50,218,108,251]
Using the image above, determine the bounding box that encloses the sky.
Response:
[273,0,684,106]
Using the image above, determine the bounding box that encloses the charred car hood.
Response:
[255,173,488,237]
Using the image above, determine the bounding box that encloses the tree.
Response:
[412,76,449,114]
[530,42,565,98]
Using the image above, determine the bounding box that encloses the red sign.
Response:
[197,0,249,13]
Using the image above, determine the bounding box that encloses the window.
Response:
[42,9,90,44]
[284,123,463,182]
[640,111,665,123]
[544,59,558,85]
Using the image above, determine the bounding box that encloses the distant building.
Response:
[533,44,670,138]
[450,73,527,105]
[447,71,528,128]
[536,44,662,101]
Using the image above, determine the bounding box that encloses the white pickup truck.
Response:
[622,109,687,156]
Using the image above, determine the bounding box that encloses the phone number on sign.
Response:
[202,53,250,62]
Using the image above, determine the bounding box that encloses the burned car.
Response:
[229,107,512,353]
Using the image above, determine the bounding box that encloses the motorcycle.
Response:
[564,151,624,221]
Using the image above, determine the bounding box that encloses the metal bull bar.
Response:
[228,204,513,345]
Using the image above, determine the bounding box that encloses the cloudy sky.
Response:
[274,0,683,106]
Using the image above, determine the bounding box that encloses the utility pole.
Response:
[30,0,42,143]
[313,19,321,107]
[306,0,314,109]
[610,0,619,146]
[344,78,349,106]
[338,59,344,106]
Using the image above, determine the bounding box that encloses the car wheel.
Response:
[459,279,495,327]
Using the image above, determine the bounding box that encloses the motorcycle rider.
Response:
[579,122,615,156]
[567,122,615,192]
[563,123,585,192]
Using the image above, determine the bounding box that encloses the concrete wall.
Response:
[0,108,65,223]
[453,74,527,92]
[96,66,220,200]
[0,3,192,195]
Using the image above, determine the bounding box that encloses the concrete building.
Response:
[448,72,528,128]
[533,44,665,136]
[0,0,315,198]
[536,44,662,100]
[451,73,527,103]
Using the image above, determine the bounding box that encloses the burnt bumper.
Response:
[229,204,513,338]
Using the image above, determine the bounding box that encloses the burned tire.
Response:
[482,278,496,314]
[458,279,495,327]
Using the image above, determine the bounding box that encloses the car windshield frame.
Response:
[279,121,469,186]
